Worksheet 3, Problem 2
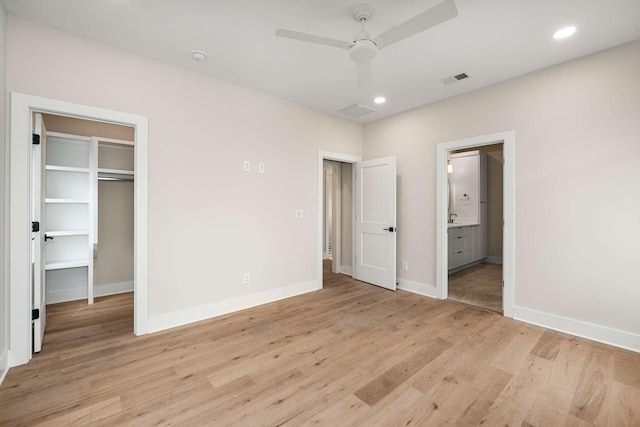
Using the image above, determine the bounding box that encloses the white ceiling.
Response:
[3,0,640,122]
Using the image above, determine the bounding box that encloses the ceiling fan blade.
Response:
[275,28,351,50]
[374,0,458,49]
[355,60,372,88]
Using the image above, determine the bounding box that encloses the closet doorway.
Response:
[32,113,135,353]
[8,93,149,367]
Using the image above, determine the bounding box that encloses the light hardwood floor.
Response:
[448,262,503,313]
[1,267,639,426]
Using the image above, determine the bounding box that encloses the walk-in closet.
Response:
[37,113,135,307]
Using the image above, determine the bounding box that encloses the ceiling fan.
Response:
[275,0,459,88]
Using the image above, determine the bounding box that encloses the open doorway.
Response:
[321,160,353,278]
[317,151,360,283]
[8,93,149,367]
[446,144,503,312]
[436,131,515,318]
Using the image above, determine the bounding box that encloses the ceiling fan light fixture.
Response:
[553,26,577,40]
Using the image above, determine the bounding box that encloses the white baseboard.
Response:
[512,306,640,353]
[96,281,133,297]
[0,349,8,386]
[148,279,322,333]
[340,265,352,276]
[397,278,440,299]
[484,256,503,264]
[47,281,134,304]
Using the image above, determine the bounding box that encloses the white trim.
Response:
[397,278,439,299]
[8,92,150,367]
[0,349,8,385]
[436,131,515,319]
[512,306,640,353]
[484,256,503,264]
[317,151,361,287]
[340,265,353,276]
[148,279,321,333]
[45,281,134,305]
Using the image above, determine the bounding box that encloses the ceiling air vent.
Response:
[337,103,376,118]
[440,72,470,86]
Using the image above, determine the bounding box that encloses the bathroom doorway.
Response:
[435,131,515,318]
[446,144,503,312]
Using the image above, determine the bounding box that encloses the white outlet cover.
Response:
[258,163,265,173]
[243,160,251,172]
[401,261,409,271]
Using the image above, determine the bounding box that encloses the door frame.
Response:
[317,151,361,283]
[7,92,150,367]
[323,160,342,273]
[436,130,515,318]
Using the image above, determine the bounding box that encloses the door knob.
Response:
[383,227,396,232]
[44,234,54,241]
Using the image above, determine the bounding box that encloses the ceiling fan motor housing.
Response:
[349,39,378,63]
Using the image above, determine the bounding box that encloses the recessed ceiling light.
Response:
[553,26,577,40]
[191,50,207,62]
[374,96,386,104]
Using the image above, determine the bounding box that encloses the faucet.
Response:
[448,213,457,224]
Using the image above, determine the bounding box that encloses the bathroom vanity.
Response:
[448,150,487,271]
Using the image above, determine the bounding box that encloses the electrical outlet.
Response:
[243,272,251,284]
[243,160,251,172]
[258,163,265,173]
[401,261,409,271]
[295,209,304,219]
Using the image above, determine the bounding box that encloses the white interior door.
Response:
[32,113,47,353]
[354,156,397,290]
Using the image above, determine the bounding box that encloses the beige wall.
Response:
[95,180,134,286]
[6,17,362,318]
[42,114,134,140]
[482,145,503,259]
[0,3,7,362]
[363,40,640,335]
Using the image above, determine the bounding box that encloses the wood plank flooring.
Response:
[1,266,639,426]
[448,262,503,313]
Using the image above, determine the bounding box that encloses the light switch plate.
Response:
[243,160,251,172]
[258,163,265,173]
[295,209,304,219]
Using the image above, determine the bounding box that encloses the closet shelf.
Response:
[98,168,134,175]
[45,198,90,204]
[45,165,90,173]
[45,230,90,237]
[45,259,90,270]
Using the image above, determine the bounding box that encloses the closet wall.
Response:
[42,114,134,303]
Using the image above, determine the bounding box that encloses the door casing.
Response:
[7,92,150,367]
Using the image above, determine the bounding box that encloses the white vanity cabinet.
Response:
[448,224,487,271]
[448,226,471,270]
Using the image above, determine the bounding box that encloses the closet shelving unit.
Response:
[44,133,134,305]
[44,132,95,302]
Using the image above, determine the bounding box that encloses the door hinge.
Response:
[32,308,40,320]
[32,221,40,232]
[502,280,504,288]
[32,134,40,145]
